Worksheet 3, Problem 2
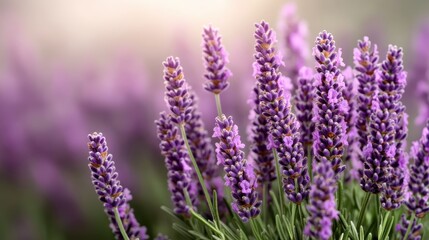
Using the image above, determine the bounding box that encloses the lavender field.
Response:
[1,1,429,239]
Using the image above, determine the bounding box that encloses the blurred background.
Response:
[0,0,429,239]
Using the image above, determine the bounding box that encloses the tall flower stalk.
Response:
[213,115,261,222]
[378,45,408,211]
[312,30,348,177]
[253,21,309,206]
[87,132,148,240]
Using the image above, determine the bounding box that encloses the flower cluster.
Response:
[312,30,348,177]
[87,132,148,240]
[213,115,261,222]
[202,26,232,94]
[253,21,309,204]
[156,112,197,216]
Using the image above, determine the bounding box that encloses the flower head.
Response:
[87,132,147,240]
[213,115,261,222]
[202,26,232,94]
[156,113,197,216]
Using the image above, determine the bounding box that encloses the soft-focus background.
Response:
[1,0,429,239]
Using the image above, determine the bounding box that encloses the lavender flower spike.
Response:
[360,107,396,194]
[156,112,197,216]
[254,21,309,203]
[294,66,315,151]
[202,26,232,94]
[397,214,422,240]
[379,45,408,211]
[354,36,379,157]
[304,159,339,240]
[213,115,261,222]
[406,121,429,218]
[163,56,192,125]
[312,30,348,177]
[87,132,148,240]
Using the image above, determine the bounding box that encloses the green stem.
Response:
[114,207,130,240]
[273,149,285,215]
[356,192,372,229]
[262,183,268,223]
[190,209,225,238]
[179,124,220,231]
[307,146,313,182]
[215,94,223,118]
[250,218,263,240]
[403,214,416,240]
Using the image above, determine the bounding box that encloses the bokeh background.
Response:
[1,0,429,239]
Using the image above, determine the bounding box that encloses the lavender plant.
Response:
[86,20,429,240]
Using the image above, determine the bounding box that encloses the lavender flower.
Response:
[87,132,148,240]
[312,30,348,177]
[254,21,309,203]
[304,159,339,240]
[163,56,193,125]
[278,2,309,85]
[406,122,429,218]
[379,45,408,210]
[156,113,197,216]
[294,66,315,152]
[360,107,396,194]
[354,36,379,157]
[186,92,223,205]
[396,214,422,240]
[202,26,232,94]
[248,84,276,190]
[213,115,261,222]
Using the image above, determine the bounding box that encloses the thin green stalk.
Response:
[337,180,344,213]
[179,124,220,231]
[403,214,416,240]
[307,146,313,182]
[114,207,130,240]
[262,183,268,223]
[273,149,285,215]
[375,194,381,235]
[215,94,223,118]
[190,209,225,238]
[250,218,263,240]
[356,192,372,229]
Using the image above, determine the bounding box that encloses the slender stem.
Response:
[190,209,225,238]
[357,192,372,229]
[307,146,313,182]
[262,183,268,223]
[273,149,285,215]
[403,214,416,240]
[179,124,220,230]
[215,94,223,118]
[250,218,263,240]
[114,207,130,240]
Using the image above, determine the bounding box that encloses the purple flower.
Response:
[312,30,348,177]
[294,66,315,152]
[185,92,224,207]
[278,2,309,86]
[202,26,232,94]
[213,115,261,222]
[248,83,276,191]
[304,159,339,240]
[396,214,422,240]
[156,113,197,216]
[406,121,429,218]
[163,56,193,125]
[360,109,396,193]
[254,21,309,203]
[87,132,148,240]
[354,36,379,156]
[379,45,408,211]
